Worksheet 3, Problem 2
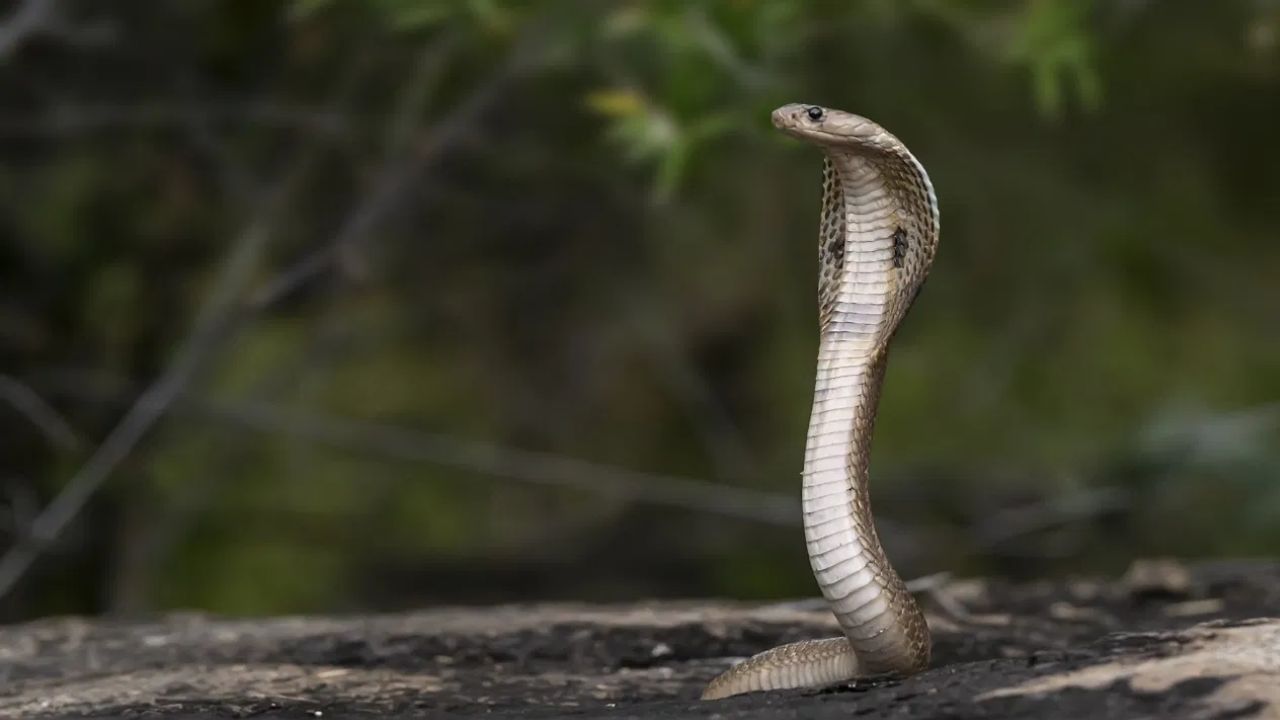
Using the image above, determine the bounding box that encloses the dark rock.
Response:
[0,560,1277,718]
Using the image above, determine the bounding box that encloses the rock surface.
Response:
[1,560,1277,719]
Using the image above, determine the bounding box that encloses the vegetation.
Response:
[0,0,1276,619]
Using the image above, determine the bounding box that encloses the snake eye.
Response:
[806,106,824,121]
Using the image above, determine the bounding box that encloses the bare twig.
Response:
[905,570,954,594]
[904,570,977,621]
[248,30,544,310]
[210,400,804,525]
[0,24,552,599]
[974,484,1131,549]
[1142,402,1280,458]
[0,102,351,139]
[383,39,458,156]
[0,0,111,58]
[39,374,804,527]
[0,213,276,598]
[0,71,356,597]
[0,0,53,59]
[0,374,82,452]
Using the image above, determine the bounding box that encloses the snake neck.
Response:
[801,152,930,674]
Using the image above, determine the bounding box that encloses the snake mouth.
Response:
[771,103,818,136]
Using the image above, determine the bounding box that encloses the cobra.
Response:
[703,104,939,700]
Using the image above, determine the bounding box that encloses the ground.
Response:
[1,560,1277,719]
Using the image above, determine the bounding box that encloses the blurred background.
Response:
[0,0,1277,622]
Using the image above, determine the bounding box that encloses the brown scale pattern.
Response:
[817,157,847,332]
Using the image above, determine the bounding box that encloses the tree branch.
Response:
[247,29,544,310]
[0,0,53,59]
[0,374,82,452]
[0,212,276,598]
[37,374,805,528]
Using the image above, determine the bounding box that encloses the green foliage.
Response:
[1,0,1277,618]
[1011,0,1102,114]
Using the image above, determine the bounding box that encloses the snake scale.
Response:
[702,104,940,700]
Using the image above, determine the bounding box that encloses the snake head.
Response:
[771,103,896,153]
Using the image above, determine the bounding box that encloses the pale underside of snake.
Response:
[701,104,940,700]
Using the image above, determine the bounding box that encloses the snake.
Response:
[701,104,939,700]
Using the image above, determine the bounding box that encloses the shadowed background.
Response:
[0,0,1276,621]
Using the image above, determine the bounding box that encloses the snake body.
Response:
[702,104,939,700]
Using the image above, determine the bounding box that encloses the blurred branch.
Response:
[0,0,53,59]
[0,47,399,596]
[0,0,112,59]
[0,107,328,595]
[39,373,804,527]
[0,102,352,139]
[175,46,384,208]
[202,400,805,525]
[0,18,558,599]
[0,207,280,599]
[248,26,545,309]
[383,38,457,156]
[0,374,82,452]
[974,484,1132,550]
[1142,403,1280,459]
[36,369,1140,559]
